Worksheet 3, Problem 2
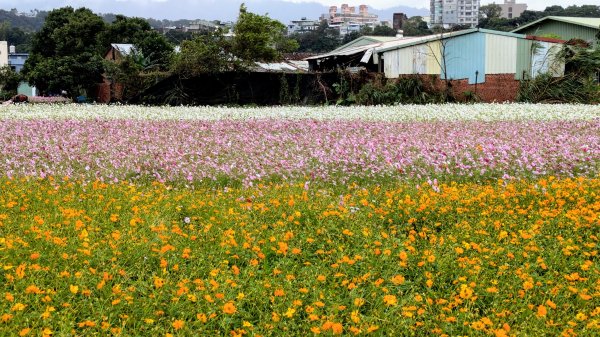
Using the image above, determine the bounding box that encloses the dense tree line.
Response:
[478,4,600,31]
[16,4,298,100]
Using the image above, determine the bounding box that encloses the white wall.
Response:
[0,41,9,67]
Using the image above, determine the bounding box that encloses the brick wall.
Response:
[412,74,521,103]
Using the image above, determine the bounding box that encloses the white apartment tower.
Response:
[430,0,480,28]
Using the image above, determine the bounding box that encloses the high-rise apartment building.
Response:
[430,0,480,28]
[496,0,527,19]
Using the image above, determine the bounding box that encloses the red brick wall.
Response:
[411,74,521,103]
[449,74,520,102]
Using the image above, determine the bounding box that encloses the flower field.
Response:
[0,104,598,336]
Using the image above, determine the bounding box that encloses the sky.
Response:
[1,0,596,21]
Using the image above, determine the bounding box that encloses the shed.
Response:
[105,43,136,61]
[373,29,565,83]
[511,16,600,46]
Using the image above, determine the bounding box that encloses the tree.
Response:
[292,20,340,53]
[402,16,433,37]
[232,4,298,62]
[372,25,397,37]
[0,23,33,52]
[22,7,106,97]
[171,30,241,77]
[479,4,502,19]
[100,15,174,71]
[0,66,21,100]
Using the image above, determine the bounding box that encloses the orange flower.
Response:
[172,319,185,330]
[223,302,237,315]
[391,275,405,285]
[537,305,547,317]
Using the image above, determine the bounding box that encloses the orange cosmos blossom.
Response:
[172,319,185,330]
[223,302,237,314]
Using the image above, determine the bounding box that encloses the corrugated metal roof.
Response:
[305,29,531,64]
[111,43,135,56]
[333,35,400,52]
[511,16,600,33]
[304,41,383,60]
[254,61,308,72]
[375,29,526,53]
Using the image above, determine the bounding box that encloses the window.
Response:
[508,7,513,12]
[508,13,513,18]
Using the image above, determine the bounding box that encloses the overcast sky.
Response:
[1,0,596,20]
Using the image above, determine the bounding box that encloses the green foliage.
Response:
[402,17,433,37]
[101,16,174,71]
[479,5,600,32]
[23,53,104,97]
[171,31,241,77]
[355,75,446,105]
[233,4,298,63]
[22,7,106,97]
[0,65,21,100]
[372,25,397,37]
[517,73,599,104]
[292,20,340,53]
[0,8,48,31]
[479,4,502,19]
[0,22,32,52]
[518,42,600,104]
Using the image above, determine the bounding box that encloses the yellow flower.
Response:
[11,303,27,311]
[154,277,165,289]
[19,328,31,336]
[69,285,79,294]
[354,298,365,307]
[383,295,397,306]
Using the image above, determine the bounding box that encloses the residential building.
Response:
[1,42,30,73]
[8,49,29,73]
[430,0,480,28]
[496,0,527,19]
[322,4,379,25]
[288,18,321,35]
[511,16,600,46]
[0,41,7,67]
[319,4,383,37]
[184,20,219,33]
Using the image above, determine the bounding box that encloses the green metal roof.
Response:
[511,16,600,33]
[333,35,399,52]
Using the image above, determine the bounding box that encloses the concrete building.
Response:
[0,41,8,67]
[320,4,381,37]
[430,0,480,28]
[322,4,379,26]
[8,49,29,73]
[288,18,321,35]
[1,42,30,73]
[496,0,527,19]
